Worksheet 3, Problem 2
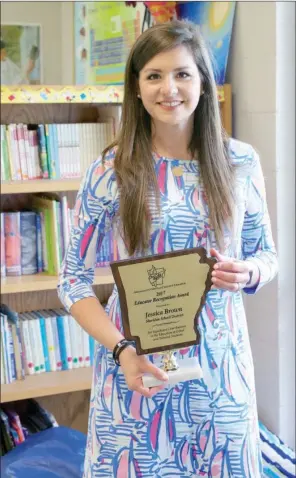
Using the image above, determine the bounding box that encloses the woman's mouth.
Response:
[158,101,184,110]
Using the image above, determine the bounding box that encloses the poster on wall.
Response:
[0,24,42,85]
[75,1,147,85]
[176,2,236,85]
[74,1,235,86]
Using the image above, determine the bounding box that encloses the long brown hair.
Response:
[103,20,235,255]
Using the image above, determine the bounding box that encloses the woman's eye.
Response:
[147,73,160,80]
[177,72,190,79]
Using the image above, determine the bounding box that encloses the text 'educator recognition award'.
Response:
[110,248,215,387]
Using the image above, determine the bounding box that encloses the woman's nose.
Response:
[160,77,178,97]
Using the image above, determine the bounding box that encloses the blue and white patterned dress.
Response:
[58,138,278,478]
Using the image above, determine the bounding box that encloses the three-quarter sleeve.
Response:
[241,150,278,294]
[58,157,117,311]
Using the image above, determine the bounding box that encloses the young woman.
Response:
[58,20,278,478]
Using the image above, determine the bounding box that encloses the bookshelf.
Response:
[1,368,93,403]
[0,85,122,433]
[0,84,232,433]
[1,179,81,194]
[2,268,114,294]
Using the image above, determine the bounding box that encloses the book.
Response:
[1,304,26,381]
[7,124,22,180]
[4,212,21,276]
[35,212,43,272]
[6,320,17,381]
[16,124,28,180]
[37,124,49,178]
[25,312,45,374]
[0,410,14,452]
[54,309,73,370]
[31,194,59,275]
[19,315,35,375]
[1,125,11,181]
[1,213,6,277]
[1,314,9,383]
[3,408,25,443]
[20,211,38,275]
[30,310,50,372]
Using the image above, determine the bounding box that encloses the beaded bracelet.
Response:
[112,339,134,366]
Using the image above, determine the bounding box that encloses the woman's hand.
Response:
[210,248,257,292]
[119,346,168,398]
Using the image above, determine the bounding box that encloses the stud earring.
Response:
[137,94,141,98]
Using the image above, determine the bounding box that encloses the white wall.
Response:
[276,1,295,450]
[1,1,63,84]
[228,2,295,449]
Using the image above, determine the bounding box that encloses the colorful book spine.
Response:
[1,125,11,180]
[23,124,33,179]
[1,213,6,278]
[0,304,25,381]
[20,211,37,275]
[31,311,50,373]
[63,314,73,370]
[1,314,10,383]
[8,124,22,180]
[28,129,42,179]
[19,317,34,375]
[0,344,5,384]
[40,316,50,372]
[16,124,28,180]
[24,315,41,374]
[61,195,70,254]
[0,410,14,451]
[10,321,25,380]
[56,313,69,370]
[7,321,17,381]
[35,212,43,272]
[52,124,60,178]
[54,201,62,269]
[27,314,45,374]
[4,409,25,443]
[39,211,48,272]
[47,124,57,179]
[37,125,49,179]
[49,315,63,371]
[4,212,21,276]
[44,315,57,372]
[55,310,73,369]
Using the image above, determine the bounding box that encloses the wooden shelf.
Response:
[2,268,114,294]
[1,179,81,195]
[0,367,93,403]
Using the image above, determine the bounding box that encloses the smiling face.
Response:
[138,45,202,130]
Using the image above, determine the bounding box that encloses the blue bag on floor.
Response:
[0,426,86,478]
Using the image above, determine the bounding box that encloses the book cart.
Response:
[0,84,231,433]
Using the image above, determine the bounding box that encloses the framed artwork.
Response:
[1,23,42,85]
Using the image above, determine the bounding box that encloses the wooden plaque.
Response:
[110,248,215,355]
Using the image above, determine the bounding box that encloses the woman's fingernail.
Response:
[214,264,219,269]
[212,271,216,277]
